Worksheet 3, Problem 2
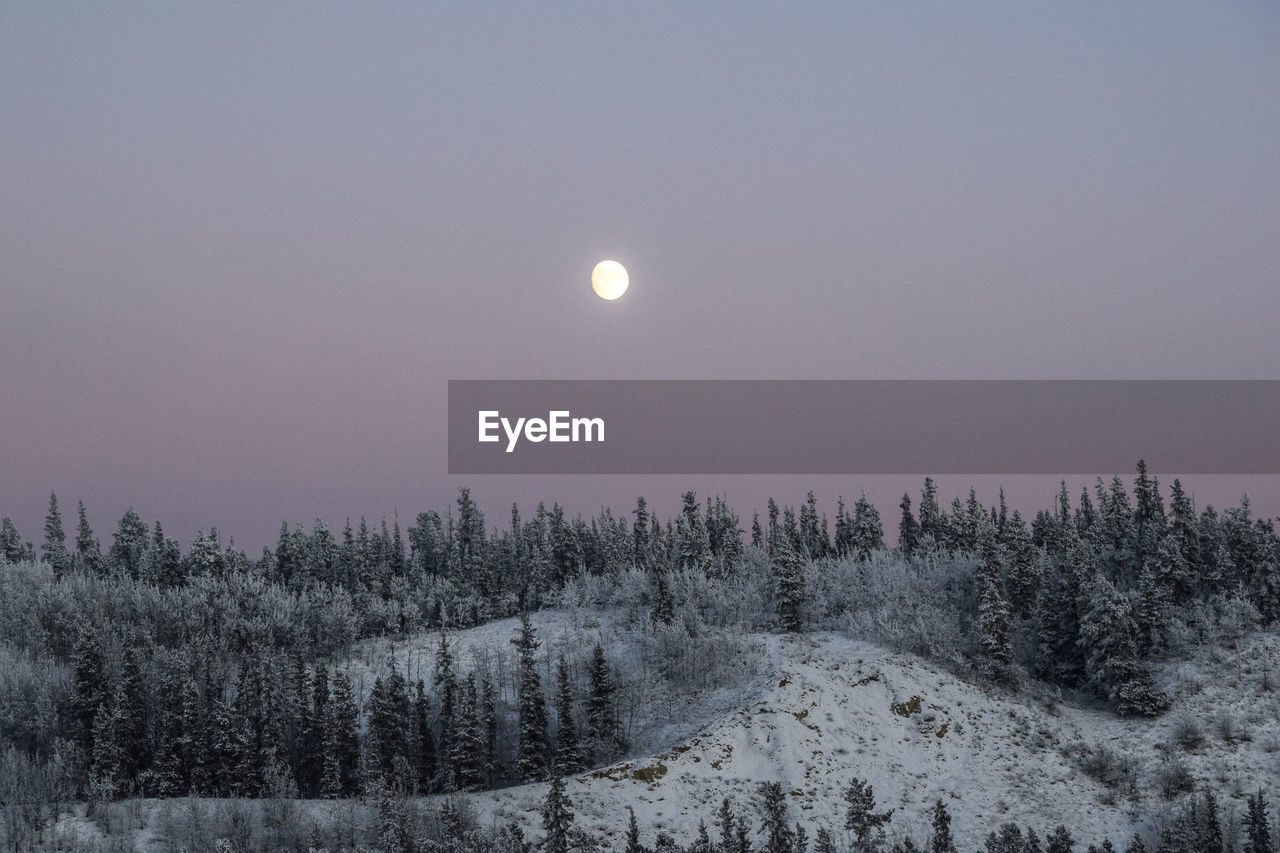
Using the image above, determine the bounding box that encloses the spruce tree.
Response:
[513,613,551,781]
[977,519,1013,678]
[73,499,102,574]
[434,633,458,790]
[773,533,806,633]
[852,493,884,559]
[541,773,574,853]
[815,827,838,853]
[68,628,108,755]
[1123,834,1146,853]
[625,806,645,853]
[450,672,487,790]
[899,494,920,557]
[329,670,360,795]
[844,777,893,849]
[1046,825,1075,853]
[42,492,70,579]
[411,679,437,793]
[759,781,795,853]
[116,648,148,781]
[1080,574,1167,716]
[983,824,1024,853]
[0,517,27,563]
[929,799,957,853]
[109,508,149,580]
[481,674,501,785]
[554,654,582,773]
[1245,790,1273,853]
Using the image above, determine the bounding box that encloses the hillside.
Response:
[450,624,1280,850]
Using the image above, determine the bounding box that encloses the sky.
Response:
[2,3,1279,551]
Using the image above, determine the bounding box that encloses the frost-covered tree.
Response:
[929,799,957,853]
[68,628,108,755]
[1080,574,1167,716]
[773,533,806,633]
[329,670,360,795]
[1045,825,1075,853]
[1,516,27,563]
[453,672,487,790]
[42,492,69,579]
[1245,790,1273,853]
[109,508,149,580]
[977,519,1013,678]
[541,773,574,853]
[411,679,436,792]
[984,823,1024,853]
[585,643,626,762]
[554,654,582,773]
[844,777,893,850]
[759,781,794,853]
[852,493,884,559]
[898,494,920,557]
[434,633,458,790]
[513,613,550,781]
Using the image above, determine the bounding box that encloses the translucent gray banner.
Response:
[447,380,1280,474]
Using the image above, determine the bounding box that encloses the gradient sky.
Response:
[3,3,1279,551]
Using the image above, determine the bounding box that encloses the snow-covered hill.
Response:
[462,627,1280,850]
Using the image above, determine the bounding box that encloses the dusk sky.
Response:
[3,3,1279,551]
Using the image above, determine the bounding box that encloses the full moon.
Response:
[591,260,629,300]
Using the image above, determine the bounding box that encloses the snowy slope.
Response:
[464,629,1280,851]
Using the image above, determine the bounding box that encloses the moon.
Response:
[591,260,629,300]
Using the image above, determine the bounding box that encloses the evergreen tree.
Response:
[752,512,764,550]
[919,478,942,544]
[650,568,675,626]
[585,643,625,762]
[977,518,1013,678]
[1245,790,1273,853]
[718,797,737,853]
[368,668,410,783]
[773,533,806,633]
[844,777,893,850]
[541,773,574,853]
[759,781,795,853]
[115,648,149,781]
[452,672,487,790]
[898,494,920,557]
[1003,512,1041,618]
[929,799,957,853]
[42,492,70,579]
[513,613,551,781]
[1046,826,1075,853]
[852,493,884,559]
[815,827,838,853]
[984,824,1023,853]
[329,670,360,795]
[625,806,646,853]
[434,633,458,790]
[411,679,437,793]
[109,508,150,580]
[1167,480,1202,578]
[70,500,101,575]
[1123,835,1146,853]
[0,517,28,563]
[68,628,108,755]
[554,654,583,773]
[1080,574,1167,716]
[482,674,501,786]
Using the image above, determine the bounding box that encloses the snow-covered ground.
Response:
[48,616,1280,851]
[458,625,1280,850]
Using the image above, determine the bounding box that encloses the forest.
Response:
[0,461,1278,852]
